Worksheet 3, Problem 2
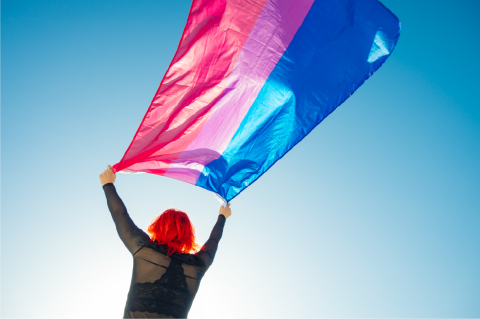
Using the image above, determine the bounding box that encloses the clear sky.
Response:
[2,0,479,318]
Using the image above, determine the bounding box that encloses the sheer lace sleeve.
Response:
[102,183,150,254]
[197,214,226,270]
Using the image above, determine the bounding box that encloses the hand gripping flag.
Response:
[113,0,401,203]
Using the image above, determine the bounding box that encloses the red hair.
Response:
[147,208,200,256]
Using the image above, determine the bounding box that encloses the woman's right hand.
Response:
[219,203,231,219]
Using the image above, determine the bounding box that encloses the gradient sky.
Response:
[2,0,479,318]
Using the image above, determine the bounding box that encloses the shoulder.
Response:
[127,227,151,246]
[172,252,207,269]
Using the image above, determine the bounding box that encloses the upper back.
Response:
[127,245,207,317]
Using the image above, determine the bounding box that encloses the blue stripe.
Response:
[196,0,401,202]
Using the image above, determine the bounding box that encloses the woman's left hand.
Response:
[99,165,116,186]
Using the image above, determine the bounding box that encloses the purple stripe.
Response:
[164,0,315,184]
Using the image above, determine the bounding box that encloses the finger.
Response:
[107,165,112,171]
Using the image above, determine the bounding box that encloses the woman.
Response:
[99,165,231,318]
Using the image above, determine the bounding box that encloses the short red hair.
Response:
[147,208,200,256]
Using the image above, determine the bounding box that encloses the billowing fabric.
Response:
[113,0,401,203]
[103,183,226,318]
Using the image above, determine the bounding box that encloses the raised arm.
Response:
[197,203,231,269]
[100,165,149,255]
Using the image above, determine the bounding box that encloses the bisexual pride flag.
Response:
[113,0,401,203]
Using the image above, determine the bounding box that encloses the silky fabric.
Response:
[112,0,401,203]
[103,183,226,318]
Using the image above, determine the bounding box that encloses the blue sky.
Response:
[2,0,479,318]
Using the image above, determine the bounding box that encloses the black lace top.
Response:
[102,183,226,318]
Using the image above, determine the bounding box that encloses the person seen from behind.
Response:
[99,165,231,318]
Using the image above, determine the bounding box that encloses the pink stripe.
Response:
[164,0,315,184]
[113,0,268,175]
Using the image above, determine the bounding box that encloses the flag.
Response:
[113,0,401,203]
